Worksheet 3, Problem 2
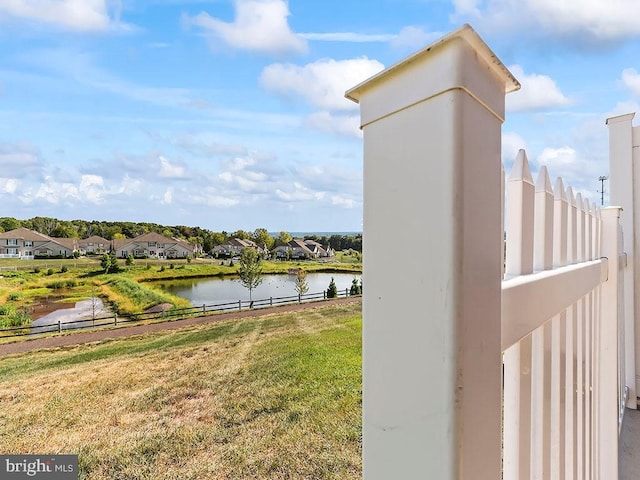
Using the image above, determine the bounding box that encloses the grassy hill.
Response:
[0,302,362,479]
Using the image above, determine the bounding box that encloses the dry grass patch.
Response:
[0,302,362,479]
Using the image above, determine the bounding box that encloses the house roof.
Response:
[79,235,110,245]
[114,232,195,252]
[0,227,53,242]
[289,239,314,254]
[52,237,77,250]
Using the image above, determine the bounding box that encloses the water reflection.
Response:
[157,272,361,306]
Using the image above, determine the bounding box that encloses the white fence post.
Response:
[599,206,622,479]
[607,112,638,409]
[346,25,519,480]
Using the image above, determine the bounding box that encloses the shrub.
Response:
[47,268,54,276]
[7,292,23,301]
[169,263,175,269]
[159,265,165,272]
[60,265,68,273]
[46,280,66,289]
[327,277,338,298]
[349,277,361,296]
[0,304,31,328]
[33,267,41,274]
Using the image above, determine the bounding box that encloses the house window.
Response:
[88,242,94,246]
[24,241,33,247]
[150,251,156,256]
[7,239,17,246]
[7,248,17,255]
[158,243,164,248]
[148,242,156,248]
[24,250,32,256]
[121,251,127,257]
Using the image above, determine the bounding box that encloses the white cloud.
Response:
[299,26,439,50]
[453,0,640,44]
[79,174,106,203]
[305,111,361,138]
[114,174,143,195]
[161,187,174,205]
[331,194,358,208]
[535,146,602,201]
[0,178,18,194]
[538,146,578,169]
[0,0,124,32]
[186,0,307,56]
[622,68,640,96]
[187,187,240,207]
[390,26,439,49]
[260,57,384,111]
[452,0,481,16]
[502,132,528,163]
[506,65,571,112]
[275,182,324,202]
[158,156,187,179]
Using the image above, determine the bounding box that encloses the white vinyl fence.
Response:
[349,24,634,480]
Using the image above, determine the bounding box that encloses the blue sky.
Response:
[1,0,640,232]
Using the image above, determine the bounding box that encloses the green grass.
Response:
[0,301,363,479]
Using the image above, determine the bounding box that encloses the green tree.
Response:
[327,277,338,299]
[238,248,263,303]
[101,253,120,274]
[125,254,134,266]
[349,277,362,295]
[0,217,21,232]
[232,229,251,240]
[276,231,292,246]
[252,227,274,250]
[294,269,309,300]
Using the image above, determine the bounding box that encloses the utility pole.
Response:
[598,175,609,206]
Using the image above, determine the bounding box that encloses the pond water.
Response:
[29,298,110,332]
[156,272,361,306]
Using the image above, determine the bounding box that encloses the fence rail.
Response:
[0,288,358,338]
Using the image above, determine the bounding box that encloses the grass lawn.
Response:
[0,301,362,479]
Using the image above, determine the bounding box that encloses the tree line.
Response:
[0,217,362,253]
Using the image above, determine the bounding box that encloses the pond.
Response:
[156,272,361,306]
[29,297,110,332]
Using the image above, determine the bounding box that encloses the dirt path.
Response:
[0,297,362,358]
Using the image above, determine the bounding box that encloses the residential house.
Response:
[303,239,335,258]
[273,239,334,260]
[113,232,198,259]
[77,236,110,255]
[0,227,76,259]
[211,238,267,257]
